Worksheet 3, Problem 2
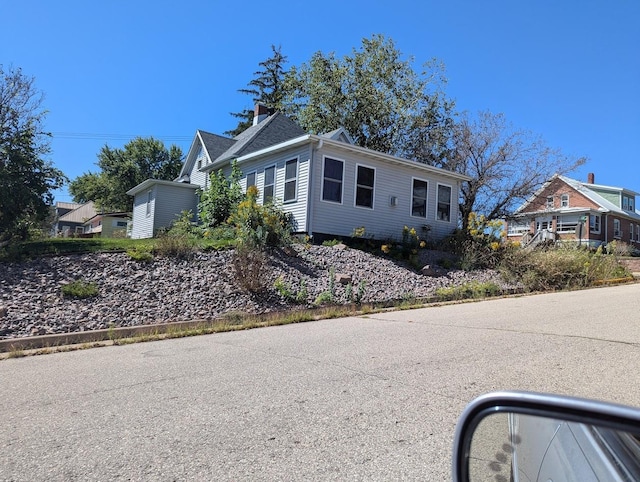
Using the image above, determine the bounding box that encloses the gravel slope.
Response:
[0,244,515,339]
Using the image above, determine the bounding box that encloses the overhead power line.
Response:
[51,132,192,142]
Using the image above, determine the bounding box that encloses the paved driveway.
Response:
[2,283,640,481]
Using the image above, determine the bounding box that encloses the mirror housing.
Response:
[453,391,640,482]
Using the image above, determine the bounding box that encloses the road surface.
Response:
[2,283,640,481]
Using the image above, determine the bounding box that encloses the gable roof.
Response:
[57,201,98,224]
[204,112,306,171]
[514,174,640,220]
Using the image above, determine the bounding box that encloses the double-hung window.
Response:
[322,157,343,203]
[263,166,275,204]
[355,165,375,208]
[614,219,621,238]
[411,179,428,218]
[561,194,569,207]
[437,184,452,222]
[284,159,297,203]
[246,171,256,191]
[590,214,600,234]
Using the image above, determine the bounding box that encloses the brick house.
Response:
[506,173,640,248]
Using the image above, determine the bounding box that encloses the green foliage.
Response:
[500,245,630,292]
[126,246,153,263]
[442,213,508,270]
[228,185,293,250]
[153,211,200,258]
[0,65,67,243]
[435,281,501,301]
[281,34,453,163]
[69,137,182,212]
[322,239,341,247]
[198,160,243,229]
[274,276,308,304]
[61,280,99,299]
[226,45,288,137]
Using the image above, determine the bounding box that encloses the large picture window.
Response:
[284,159,297,202]
[411,179,428,218]
[437,184,452,222]
[322,157,343,203]
[355,165,375,208]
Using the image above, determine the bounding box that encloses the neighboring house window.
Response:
[263,165,275,203]
[636,224,640,242]
[355,165,375,209]
[284,159,297,203]
[437,184,452,222]
[146,190,152,217]
[614,219,621,238]
[546,196,554,208]
[507,219,531,236]
[623,195,635,211]
[246,171,256,191]
[556,215,578,233]
[322,157,344,203]
[561,194,569,207]
[631,223,635,242]
[589,214,600,234]
[411,178,428,218]
[197,159,202,169]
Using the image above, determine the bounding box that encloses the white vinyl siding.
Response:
[354,164,375,209]
[309,145,462,242]
[411,178,428,218]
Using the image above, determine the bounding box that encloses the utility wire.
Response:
[51,132,191,142]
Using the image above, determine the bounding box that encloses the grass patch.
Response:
[61,280,99,299]
[435,281,501,301]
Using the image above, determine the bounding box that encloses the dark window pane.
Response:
[246,172,256,188]
[265,166,275,185]
[356,186,373,208]
[285,160,297,179]
[323,179,342,203]
[284,180,296,202]
[324,158,343,181]
[357,166,374,187]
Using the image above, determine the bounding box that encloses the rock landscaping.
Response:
[0,244,517,339]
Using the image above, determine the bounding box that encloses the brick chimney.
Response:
[587,172,595,184]
[253,103,274,126]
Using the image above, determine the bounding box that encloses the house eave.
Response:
[126,179,200,196]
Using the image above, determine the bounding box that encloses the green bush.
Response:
[435,281,501,301]
[500,245,630,292]
[126,247,153,262]
[61,280,99,299]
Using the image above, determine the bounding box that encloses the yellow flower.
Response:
[490,242,500,251]
[381,244,390,253]
[419,240,426,248]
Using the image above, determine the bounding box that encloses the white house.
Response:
[127,106,470,242]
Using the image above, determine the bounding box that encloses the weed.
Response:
[231,245,267,293]
[126,247,153,263]
[435,281,501,301]
[322,239,341,247]
[61,280,99,299]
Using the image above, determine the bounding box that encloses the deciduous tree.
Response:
[438,111,586,230]
[69,137,182,212]
[0,65,66,242]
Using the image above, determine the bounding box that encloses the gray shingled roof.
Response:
[205,112,306,168]
[198,130,235,161]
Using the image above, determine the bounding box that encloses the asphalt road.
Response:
[2,283,640,481]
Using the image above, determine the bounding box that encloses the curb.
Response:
[0,319,212,353]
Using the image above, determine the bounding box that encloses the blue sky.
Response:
[3,1,639,203]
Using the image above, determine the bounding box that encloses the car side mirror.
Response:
[452,391,640,482]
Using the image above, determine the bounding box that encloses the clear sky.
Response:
[3,0,639,203]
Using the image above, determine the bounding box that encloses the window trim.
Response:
[321,156,344,205]
[410,177,429,219]
[354,163,375,209]
[245,171,257,192]
[263,164,276,204]
[560,194,569,208]
[283,158,298,203]
[436,183,453,223]
[146,190,152,217]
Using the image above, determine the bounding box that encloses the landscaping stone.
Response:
[0,245,519,339]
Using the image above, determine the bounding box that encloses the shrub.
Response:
[435,281,501,301]
[198,160,243,229]
[61,280,99,299]
[231,244,267,293]
[322,239,341,247]
[500,245,630,292]
[126,247,153,263]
